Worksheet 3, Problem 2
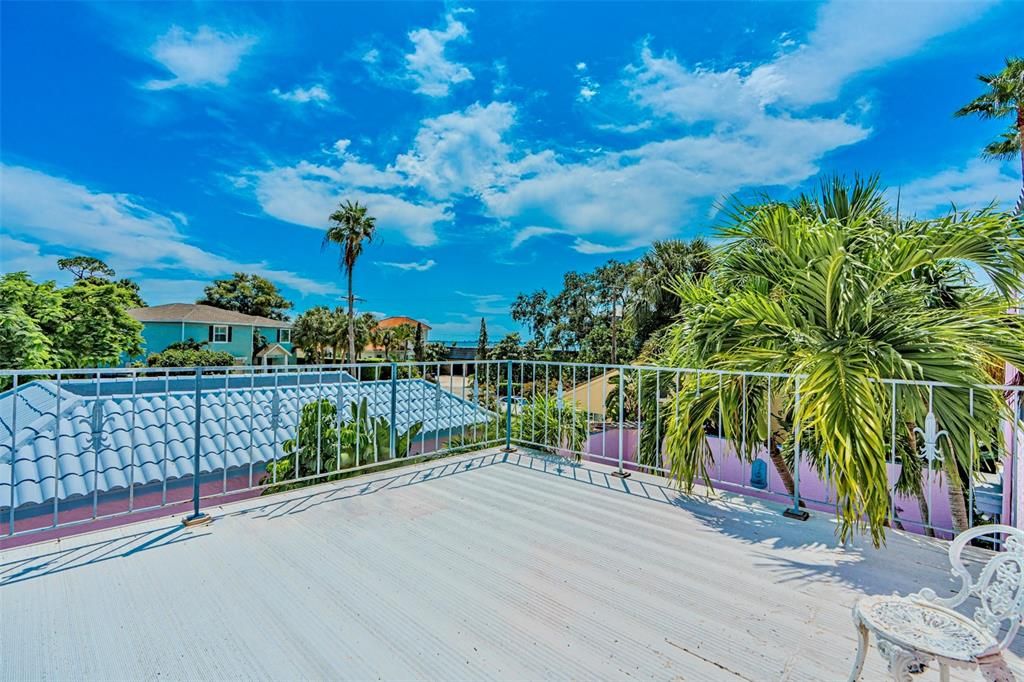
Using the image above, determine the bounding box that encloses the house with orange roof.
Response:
[362,316,431,360]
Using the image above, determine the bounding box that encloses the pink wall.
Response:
[581,427,961,538]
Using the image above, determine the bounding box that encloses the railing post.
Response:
[611,367,630,479]
[501,359,516,454]
[784,376,809,521]
[183,366,211,527]
[389,362,398,461]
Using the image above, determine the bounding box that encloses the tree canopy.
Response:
[196,273,293,321]
[1,269,143,372]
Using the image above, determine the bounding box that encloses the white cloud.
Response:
[392,101,516,198]
[745,2,993,107]
[245,161,449,246]
[404,13,473,97]
[143,25,257,91]
[377,259,437,272]
[0,164,337,296]
[455,291,507,314]
[272,84,330,105]
[578,85,599,102]
[576,62,588,72]
[510,225,564,249]
[362,48,380,64]
[895,160,1022,216]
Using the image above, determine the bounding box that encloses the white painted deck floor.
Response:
[3,448,1022,681]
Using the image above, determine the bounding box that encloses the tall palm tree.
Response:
[627,239,714,346]
[324,200,377,363]
[955,57,1024,213]
[661,176,1024,545]
[390,324,415,361]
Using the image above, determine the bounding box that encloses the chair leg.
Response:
[939,662,949,682]
[847,623,870,682]
[977,652,1016,682]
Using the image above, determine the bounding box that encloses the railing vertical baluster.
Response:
[129,370,137,512]
[740,374,747,489]
[612,365,629,479]
[248,369,256,488]
[184,366,210,526]
[271,368,280,484]
[765,377,772,494]
[161,371,170,506]
[502,359,514,453]
[716,373,723,485]
[53,372,62,527]
[927,384,935,533]
[601,368,607,461]
[636,368,642,469]
[519,360,525,444]
[586,364,592,462]
[544,363,549,448]
[355,364,362,468]
[389,362,398,461]
[222,371,229,495]
[969,388,975,529]
[293,368,301,481]
[888,382,897,526]
[784,376,809,520]
[8,374,18,535]
[316,366,323,478]
[655,369,661,472]
[92,370,101,520]
[335,368,343,471]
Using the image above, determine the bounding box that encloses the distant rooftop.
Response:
[376,316,430,330]
[127,303,291,328]
[3,449,1020,680]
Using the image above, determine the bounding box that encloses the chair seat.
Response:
[855,595,999,663]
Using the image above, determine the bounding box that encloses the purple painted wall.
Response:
[581,427,964,538]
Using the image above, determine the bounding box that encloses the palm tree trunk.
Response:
[347,267,356,363]
[944,459,970,534]
[767,436,797,500]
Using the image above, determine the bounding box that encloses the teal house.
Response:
[127,303,295,366]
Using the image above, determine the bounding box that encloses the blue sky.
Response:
[1,1,1021,340]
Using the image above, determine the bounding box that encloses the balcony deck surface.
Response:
[3,448,1022,681]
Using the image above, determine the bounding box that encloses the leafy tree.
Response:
[660,175,1024,545]
[390,323,415,360]
[476,318,489,360]
[0,273,63,372]
[324,200,377,362]
[955,57,1024,197]
[0,271,143,373]
[57,256,115,281]
[196,273,293,321]
[292,306,335,363]
[263,397,424,492]
[423,342,449,363]
[515,394,590,458]
[147,346,234,368]
[626,239,714,350]
[117,278,146,307]
[492,332,523,360]
[511,290,551,346]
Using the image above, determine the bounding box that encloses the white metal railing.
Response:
[1,359,1021,542]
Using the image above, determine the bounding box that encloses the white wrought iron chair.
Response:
[849,525,1024,682]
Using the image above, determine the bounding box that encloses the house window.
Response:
[278,328,291,343]
[212,325,229,343]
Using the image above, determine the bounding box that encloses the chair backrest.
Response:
[931,525,1024,649]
